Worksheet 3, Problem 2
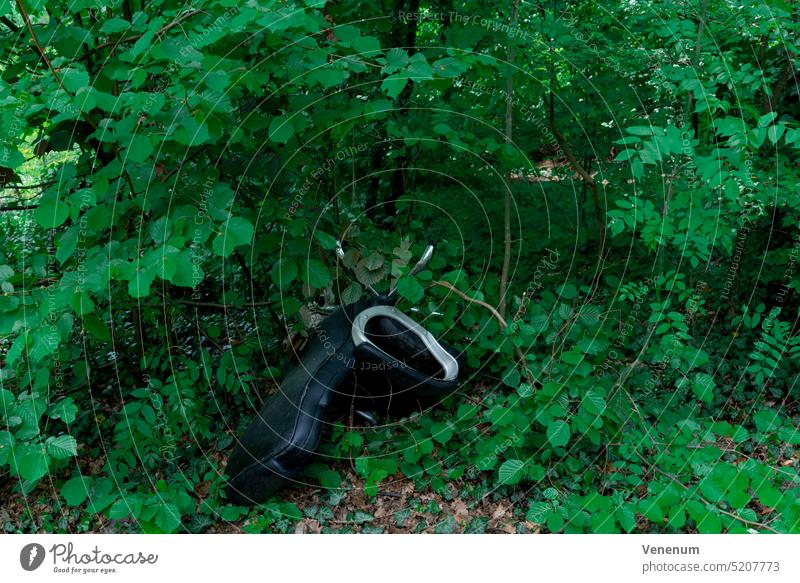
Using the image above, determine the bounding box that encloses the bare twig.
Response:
[0,204,37,212]
[430,280,534,386]
[0,15,19,32]
[430,280,507,328]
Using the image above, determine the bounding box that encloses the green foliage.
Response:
[0,0,799,535]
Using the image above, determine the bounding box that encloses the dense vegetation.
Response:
[0,0,798,533]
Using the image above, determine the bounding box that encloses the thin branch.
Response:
[547,119,606,253]
[684,0,707,135]
[15,0,67,92]
[15,0,141,202]
[172,298,273,309]
[764,51,796,115]
[1,180,56,190]
[655,160,685,292]
[430,280,535,386]
[0,15,19,32]
[81,9,202,61]
[0,204,37,212]
[499,0,521,320]
[647,463,779,534]
[161,145,210,183]
[430,280,507,328]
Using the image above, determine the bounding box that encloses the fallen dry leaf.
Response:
[453,499,470,523]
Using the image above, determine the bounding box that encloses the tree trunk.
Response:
[385,0,420,221]
[498,0,521,320]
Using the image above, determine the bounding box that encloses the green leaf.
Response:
[364,252,384,270]
[62,68,90,93]
[155,502,181,533]
[340,282,363,304]
[82,314,111,342]
[128,268,154,298]
[695,511,722,534]
[351,35,381,54]
[220,505,246,521]
[383,48,409,72]
[309,67,347,88]
[226,216,255,246]
[498,459,525,485]
[0,431,14,465]
[396,275,424,302]
[16,394,46,427]
[758,111,778,128]
[546,511,564,532]
[753,408,780,433]
[616,504,636,532]
[108,498,132,519]
[206,184,235,221]
[626,125,658,136]
[270,257,297,290]
[668,506,686,529]
[517,383,534,398]
[56,226,80,264]
[124,134,153,163]
[431,422,453,444]
[86,480,117,514]
[767,124,785,144]
[406,54,433,79]
[279,502,303,521]
[750,126,767,148]
[561,350,584,365]
[615,148,638,162]
[269,115,294,144]
[581,390,606,415]
[526,502,550,523]
[502,366,521,389]
[381,73,409,98]
[50,398,78,424]
[692,372,715,403]
[212,217,254,256]
[18,446,49,482]
[699,472,726,502]
[0,146,24,169]
[61,476,91,506]
[0,387,14,410]
[171,114,211,145]
[163,250,200,287]
[546,420,571,448]
[431,56,468,78]
[100,18,131,34]
[314,230,338,250]
[631,157,644,178]
[47,434,78,458]
[639,498,664,522]
[304,259,331,289]
[34,197,70,229]
[319,470,342,489]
